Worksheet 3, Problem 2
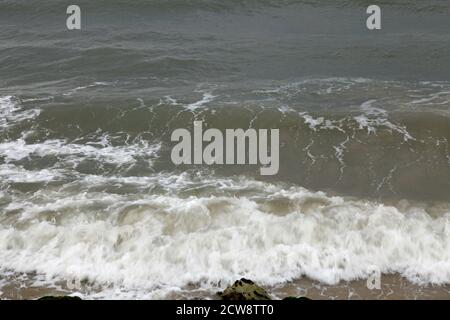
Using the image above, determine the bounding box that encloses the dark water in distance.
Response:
[0,0,449,299]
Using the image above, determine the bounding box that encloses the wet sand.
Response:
[269,275,450,300]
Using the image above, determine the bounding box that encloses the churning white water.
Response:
[1,174,449,299]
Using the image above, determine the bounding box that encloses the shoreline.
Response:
[1,273,449,300]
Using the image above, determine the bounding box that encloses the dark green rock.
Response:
[38,296,82,300]
[217,278,271,300]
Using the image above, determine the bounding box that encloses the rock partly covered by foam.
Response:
[217,278,271,300]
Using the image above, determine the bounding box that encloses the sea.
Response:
[0,0,449,299]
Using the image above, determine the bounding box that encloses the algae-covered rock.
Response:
[217,278,271,300]
[38,296,82,300]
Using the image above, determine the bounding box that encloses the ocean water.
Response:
[0,0,449,299]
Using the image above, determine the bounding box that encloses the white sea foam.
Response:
[63,82,113,96]
[256,77,373,99]
[0,95,40,129]
[0,177,449,299]
[185,90,216,111]
[0,164,66,183]
[410,91,450,106]
[0,136,161,167]
[355,99,414,141]
[276,97,413,141]
[301,114,345,132]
